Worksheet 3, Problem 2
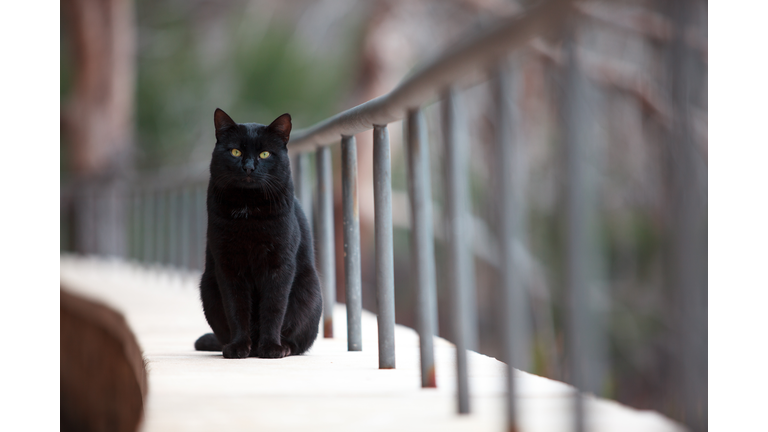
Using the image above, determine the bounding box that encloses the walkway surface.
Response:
[60,255,685,432]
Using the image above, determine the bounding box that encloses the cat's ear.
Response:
[267,113,292,144]
[214,108,237,138]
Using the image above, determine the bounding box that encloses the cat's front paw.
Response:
[222,341,251,359]
[253,342,291,359]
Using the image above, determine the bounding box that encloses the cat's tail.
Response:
[194,333,223,351]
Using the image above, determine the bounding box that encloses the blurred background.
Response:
[60,0,707,427]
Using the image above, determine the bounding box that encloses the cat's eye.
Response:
[230,149,241,157]
[259,151,270,159]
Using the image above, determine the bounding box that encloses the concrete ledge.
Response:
[60,255,685,432]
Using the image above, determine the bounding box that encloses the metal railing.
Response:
[286,0,573,425]
[60,0,707,430]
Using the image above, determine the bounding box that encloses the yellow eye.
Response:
[259,151,270,159]
[231,149,241,157]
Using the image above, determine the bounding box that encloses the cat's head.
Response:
[209,108,292,190]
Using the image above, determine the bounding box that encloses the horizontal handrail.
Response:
[287,0,572,153]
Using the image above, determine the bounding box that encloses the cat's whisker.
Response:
[259,177,273,205]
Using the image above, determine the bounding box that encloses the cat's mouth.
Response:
[237,175,262,188]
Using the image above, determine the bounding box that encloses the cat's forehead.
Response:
[217,122,283,149]
[230,123,279,149]
[241,123,265,141]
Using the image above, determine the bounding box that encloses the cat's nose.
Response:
[243,158,255,175]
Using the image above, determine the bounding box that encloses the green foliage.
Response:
[231,25,355,127]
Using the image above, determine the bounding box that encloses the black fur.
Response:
[194,108,322,359]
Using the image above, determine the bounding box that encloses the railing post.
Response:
[131,189,141,262]
[316,146,336,338]
[561,28,608,432]
[665,1,707,428]
[373,124,396,369]
[155,190,167,266]
[196,185,208,271]
[442,90,477,409]
[80,183,97,255]
[295,152,313,234]
[405,108,438,387]
[92,185,105,256]
[563,32,586,432]
[341,136,363,351]
[168,188,179,267]
[492,62,530,429]
[180,187,192,269]
[142,188,154,264]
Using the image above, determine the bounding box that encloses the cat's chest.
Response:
[209,211,297,257]
[213,232,286,270]
[229,204,263,220]
[214,219,287,248]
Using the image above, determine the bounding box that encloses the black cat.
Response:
[194,108,322,359]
